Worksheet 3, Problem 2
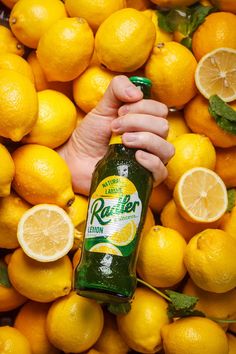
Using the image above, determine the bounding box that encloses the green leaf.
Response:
[165,290,205,319]
[227,189,236,212]
[209,95,236,135]
[0,260,11,288]
[188,5,215,34]
[107,302,131,315]
[180,36,192,50]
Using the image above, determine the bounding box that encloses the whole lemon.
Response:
[117,287,170,353]
[161,316,228,354]
[220,205,236,240]
[137,225,187,288]
[150,0,198,7]
[145,42,197,108]
[0,69,38,141]
[211,0,236,13]
[166,110,190,142]
[142,9,173,44]
[73,65,115,113]
[8,248,72,302]
[0,326,31,354]
[12,144,74,207]
[184,229,236,293]
[149,183,172,215]
[165,133,216,189]
[95,8,156,72]
[37,17,94,82]
[215,147,236,188]
[94,311,130,354]
[0,191,30,249]
[15,301,60,354]
[23,90,77,149]
[0,53,34,82]
[65,0,126,32]
[10,0,67,48]
[228,333,236,354]
[0,25,24,56]
[126,0,151,10]
[0,143,15,197]
[184,95,236,148]
[46,292,104,353]
[65,194,88,227]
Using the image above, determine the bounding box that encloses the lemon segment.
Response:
[90,243,122,256]
[108,220,137,247]
[17,204,74,262]
[174,167,228,223]
[195,47,236,102]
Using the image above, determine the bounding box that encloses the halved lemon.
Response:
[108,220,137,246]
[195,47,236,102]
[173,167,228,223]
[17,204,74,262]
[89,243,122,256]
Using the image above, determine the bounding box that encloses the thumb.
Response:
[93,75,143,118]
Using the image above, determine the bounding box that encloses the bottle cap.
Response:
[129,76,152,87]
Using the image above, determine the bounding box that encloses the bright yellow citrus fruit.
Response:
[37,17,94,82]
[65,0,126,32]
[220,205,236,240]
[108,220,137,246]
[145,41,197,108]
[46,291,104,353]
[228,333,236,354]
[95,8,156,72]
[0,25,24,56]
[149,183,172,215]
[94,311,130,354]
[12,144,74,207]
[142,207,155,237]
[0,143,15,197]
[89,243,122,256]
[14,301,60,354]
[184,229,236,293]
[184,95,236,148]
[0,53,34,82]
[17,204,74,262]
[161,316,228,354]
[9,0,67,49]
[65,194,88,227]
[192,12,236,61]
[23,89,77,148]
[211,0,236,13]
[73,65,115,113]
[173,167,228,223]
[195,48,236,102]
[150,0,198,7]
[117,287,170,353]
[127,0,152,9]
[137,225,187,288]
[215,147,236,188]
[8,248,72,302]
[0,69,38,141]
[183,278,236,324]
[0,191,30,249]
[142,9,173,44]
[0,326,31,354]
[166,133,216,190]
[166,110,190,142]
[160,199,221,242]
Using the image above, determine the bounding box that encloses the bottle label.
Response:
[84,175,142,256]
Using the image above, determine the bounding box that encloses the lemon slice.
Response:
[195,47,236,102]
[173,167,228,223]
[108,220,137,246]
[90,243,122,256]
[17,204,74,262]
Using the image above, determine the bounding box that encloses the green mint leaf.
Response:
[165,290,204,318]
[157,10,174,33]
[107,302,131,315]
[227,189,236,212]
[168,305,205,319]
[0,260,11,288]
[209,95,236,122]
[209,95,236,135]
[188,5,215,34]
[180,36,192,50]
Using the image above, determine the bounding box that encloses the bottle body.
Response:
[74,144,153,303]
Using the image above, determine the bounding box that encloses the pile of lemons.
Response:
[0,0,236,353]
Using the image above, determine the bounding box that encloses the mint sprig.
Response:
[209,95,236,135]
[165,290,205,318]
[0,260,11,288]
[227,189,236,212]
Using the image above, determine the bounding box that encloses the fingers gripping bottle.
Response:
[74,76,153,303]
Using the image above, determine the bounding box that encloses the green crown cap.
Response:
[129,76,152,87]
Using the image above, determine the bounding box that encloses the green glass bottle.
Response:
[74,76,153,303]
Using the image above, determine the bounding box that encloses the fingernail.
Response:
[125,86,139,98]
[123,133,136,143]
[119,105,129,115]
[111,119,121,130]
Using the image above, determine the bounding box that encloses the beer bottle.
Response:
[74,76,153,303]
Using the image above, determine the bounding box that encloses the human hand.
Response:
[57,75,174,196]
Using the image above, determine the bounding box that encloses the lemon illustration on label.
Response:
[108,220,137,246]
[90,243,122,256]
